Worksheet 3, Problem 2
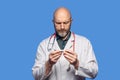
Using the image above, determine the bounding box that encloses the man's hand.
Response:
[63,50,79,70]
[49,50,62,65]
[45,50,62,75]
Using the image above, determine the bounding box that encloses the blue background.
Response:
[0,0,120,80]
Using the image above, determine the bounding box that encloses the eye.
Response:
[55,22,62,24]
[63,21,70,24]
[54,20,71,25]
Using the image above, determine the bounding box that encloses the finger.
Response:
[52,54,61,60]
[64,53,74,61]
[64,54,77,64]
[64,55,74,64]
[64,50,78,59]
[51,50,61,55]
[52,52,61,57]
[51,55,61,63]
[49,51,61,61]
[65,50,74,55]
[50,51,62,55]
[64,51,76,59]
[64,51,77,62]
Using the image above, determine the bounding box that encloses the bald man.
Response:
[32,7,98,80]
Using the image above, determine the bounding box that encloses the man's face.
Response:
[53,17,72,38]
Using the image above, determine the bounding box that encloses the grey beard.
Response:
[58,31,67,38]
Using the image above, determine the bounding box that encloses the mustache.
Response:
[58,29,67,32]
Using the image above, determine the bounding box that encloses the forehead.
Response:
[54,17,70,22]
[54,12,71,22]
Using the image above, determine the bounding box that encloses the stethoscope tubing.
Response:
[47,32,75,52]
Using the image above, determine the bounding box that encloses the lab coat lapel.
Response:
[64,33,74,51]
[53,38,61,51]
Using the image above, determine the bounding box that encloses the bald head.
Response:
[53,7,72,21]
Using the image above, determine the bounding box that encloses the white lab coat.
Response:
[32,33,98,80]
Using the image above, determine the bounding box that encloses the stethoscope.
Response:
[47,32,75,71]
[47,32,75,52]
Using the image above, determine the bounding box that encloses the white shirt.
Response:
[32,33,98,80]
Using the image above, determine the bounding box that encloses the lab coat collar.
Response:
[52,32,75,51]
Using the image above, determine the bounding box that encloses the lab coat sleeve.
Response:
[75,38,98,79]
[32,41,52,80]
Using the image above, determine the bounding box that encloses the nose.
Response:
[60,23,65,29]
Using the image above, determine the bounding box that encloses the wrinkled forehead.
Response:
[54,17,71,22]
